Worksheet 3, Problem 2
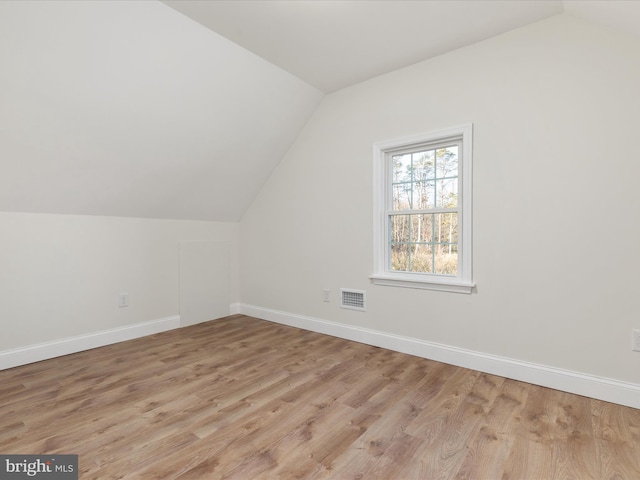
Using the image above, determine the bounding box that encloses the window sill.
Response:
[369,273,475,294]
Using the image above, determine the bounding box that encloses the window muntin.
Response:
[372,124,473,293]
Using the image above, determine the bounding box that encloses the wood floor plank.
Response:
[591,399,640,479]
[1,314,638,479]
[453,378,530,479]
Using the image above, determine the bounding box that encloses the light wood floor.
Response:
[1,315,639,479]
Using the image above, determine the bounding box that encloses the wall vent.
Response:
[340,289,366,311]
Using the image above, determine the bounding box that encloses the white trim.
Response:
[229,302,242,315]
[373,124,473,292]
[238,303,640,410]
[0,316,181,370]
[369,273,475,294]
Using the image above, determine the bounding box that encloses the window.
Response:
[371,124,474,293]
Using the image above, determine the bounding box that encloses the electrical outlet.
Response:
[633,329,640,352]
[119,293,129,308]
[322,289,330,303]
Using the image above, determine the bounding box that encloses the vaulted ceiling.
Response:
[163,0,565,94]
[0,1,321,221]
[1,1,638,221]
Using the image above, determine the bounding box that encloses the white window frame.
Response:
[371,124,474,294]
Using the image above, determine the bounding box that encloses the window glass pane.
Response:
[390,243,409,271]
[414,181,435,209]
[434,213,458,244]
[413,150,435,182]
[434,249,458,275]
[436,146,458,179]
[411,213,433,243]
[392,154,413,210]
[392,183,412,210]
[435,177,458,208]
[433,212,458,275]
[393,154,412,182]
[409,244,433,273]
[389,215,410,243]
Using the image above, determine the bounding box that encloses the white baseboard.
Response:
[229,302,241,315]
[239,304,640,410]
[0,315,181,370]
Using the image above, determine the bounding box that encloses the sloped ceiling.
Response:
[162,0,640,94]
[0,1,322,221]
[163,0,565,93]
[563,1,640,41]
[1,1,639,221]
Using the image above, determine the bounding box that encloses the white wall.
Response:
[240,14,640,391]
[0,212,238,355]
[179,240,232,326]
